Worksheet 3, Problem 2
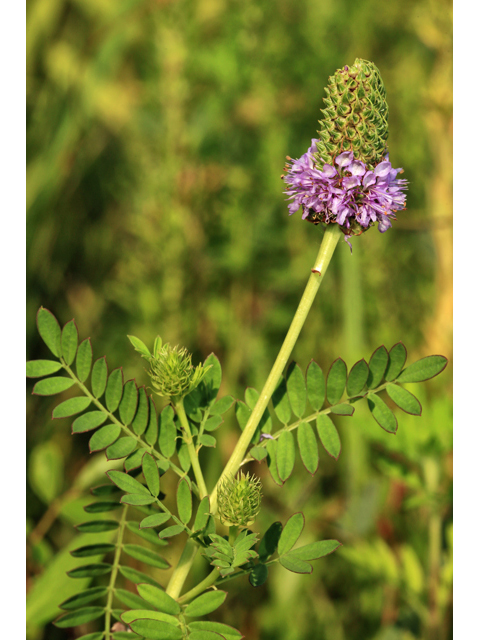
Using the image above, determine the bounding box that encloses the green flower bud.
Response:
[148,343,210,401]
[217,472,262,528]
[315,58,389,170]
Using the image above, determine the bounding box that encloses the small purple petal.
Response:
[343,176,361,190]
[259,433,274,442]
[374,161,391,178]
[335,151,354,167]
[362,171,376,188]
[321,164,337,178]
[349,160,366,176]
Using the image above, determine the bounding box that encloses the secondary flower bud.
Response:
[148,343,209,401]
[217,472,262,528]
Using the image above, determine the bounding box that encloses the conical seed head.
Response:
[315,59,389,170]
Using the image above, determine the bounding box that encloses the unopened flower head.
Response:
[217,472,262,528]
[148,343,210,401]
[282,59,407,240]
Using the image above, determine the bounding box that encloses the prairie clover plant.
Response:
[27,59,447,640]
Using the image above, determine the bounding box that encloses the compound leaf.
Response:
[326,359,347,404]
[76,339,93,382]
[137,583,181,615]
[272,378,291,424]
[297,422,319,475]
[316,414,341,460]
[367,394,398,433]
[33,377,75,396]
[367,346,389,388]
[105,368,124,412]
[276,431,295,482]
[159,405,177,458]
[37,307,61,357]
[61,320,78,366]
[132,387,149,435]
[91,357,108,399]
[72,411,107,434]
[396,355,448,383]
[119,380,138,425]
[286,362,306,418]
[306,360,325,411]
[26,360,63,378]
[385,342,407,381]
[386,384,422,415]
[177,478,192,524]
[346,359,369,396]
[184,591,227,618]
[53,397,91,419]
[278,512,304,556]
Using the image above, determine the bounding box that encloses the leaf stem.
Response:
[175,398,209,499]
[165,538,199,599]
[177,567,220,604]
[105,504,128,640]
[210,225,343,514]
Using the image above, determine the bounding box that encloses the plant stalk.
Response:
[165,538,198,599]
[210,224,342,514]
[175,398,208,499]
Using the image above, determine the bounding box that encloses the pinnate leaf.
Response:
[202,353,222,404]
[316,415,341,460]
[75,520,118,533]
[367,394,398,433]
[70,543,115,557]
[107,470,150,495]
[396,355,448,383]
[158,524,185,539]
[119,380,138,425]
[193,496,211,532]
[115,589,158,611]
[204,415,223,431]
[68,563,111,578]
[330,403,354,416]
[209,395,235,416]
[286,362,306,418]
[367,346,389,388]
[145,396,158,445]
[127,334,151,358]
[346,359,369,396]
[129,619,183,640]
[250,446,268,462]
[188,621,243,640]
[142,452,160,496]
[91,357,108,398]
[84,501,120,513]
[118,565,161,587]
[27,359,62,378]
[53,396,91,419]
[258,521,282,561]
[326,359,347,404]
[306,360,325,411]
[266,439,282,486]
[33,377,75,396]
[37,307,61,357]
[386,384,422,415]
[288,539,341,560]
[184,590,227,617]
[121,493,156,506]
[132,386,149,435]
[199,434,216,447]
[159,405,177,458]
[278,555,312,574]
[59,587,108,610]
[249,563,268,587]
[278,512,304,556]
[297,422,319,475]
[106,437,137,460]
[385,342,407,381]
[140,513,171,529]
[123,544,170,569]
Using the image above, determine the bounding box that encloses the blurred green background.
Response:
[26,0,452,638]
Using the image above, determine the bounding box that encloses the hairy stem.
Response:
[175,398,209,499]
[105,504,128,639]
[210,225,343,514]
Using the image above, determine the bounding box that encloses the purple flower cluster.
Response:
[282,139,407,237]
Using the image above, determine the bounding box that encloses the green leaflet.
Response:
[145,396,159,445]
[67,563,111,578]
[70,543,115,557]
[286,362,307,418]
[124,449,145,472]
[127,334,152,359]
[266,439,282,486]
[330,403,354,416]
[75,520,118,533]
[121,493,156,506]
[202,353,222,404]
[159,405,177,458]
[279,555,313,574]
[306,360,325,411]
[385,342,407,381]
[209,395,235,416]
[278,512,304,556]
[107,470,150,495]
[250,446,268,461]
[106,437,136,460]
[54,606,104,628]
[367,394,398,433]
[89,424,121,452]
[37,307,62,357]
[316,414,341,460]
[346,359,369,396]
[142,452,160,496]
[129,619,183,640]
[386,384,422,415]
[198,434,216,447]
[184,590,227,617]
[59,586,108,610]
[52,396,91,419]
[105,368,124,412]
[91,357,108,398]
[26,359,63,378]
[132,386,149,435]
[126,521,169,547]
[258,521,282,561]
[119,380,138,425]
[76,339,93,382]
[288,539,341,560]
[204,415,223,431]
[140,513,171,529]
[367,346,389,388]
[137,583,181,615]
[33,377,75,396]
[177,478,192,524]
[115,588,158,611]
[72,411,107,434]
[396,355,448,383]
[245,387,273,434]
[235,401,252,431]
[276,431,295,482]
[118,565,162,587]
[297,422,319,475]
[326,359,347,404]
[272,378,291,424]
[249,563,268,587]
[188,621,243,640]
[122,544,170,569]
[158,524,185,539]
[61,320,78,366]
[193,496,211,532]
[121,609,180,626]
[83,501,120,513]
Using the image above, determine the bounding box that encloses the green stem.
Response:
[165,538,198,599]
[175,398,208,499]
[177,567,220,604]
[210,225,342,514]
[105,504,128,640]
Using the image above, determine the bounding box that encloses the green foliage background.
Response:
[26,0,452,638]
